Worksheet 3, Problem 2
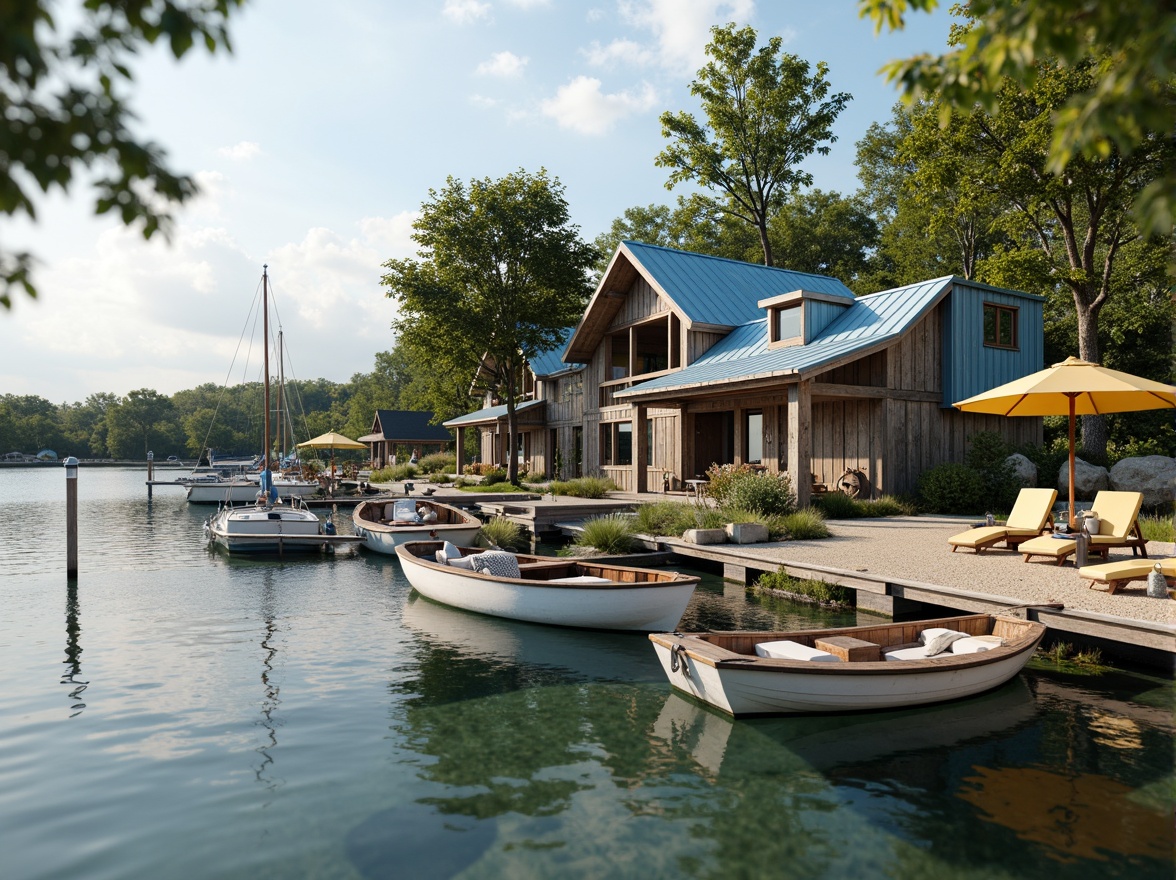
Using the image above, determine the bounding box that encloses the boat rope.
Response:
[669,643,691,678]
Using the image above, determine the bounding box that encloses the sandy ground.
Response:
[738,515,1175,625]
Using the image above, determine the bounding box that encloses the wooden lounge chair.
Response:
[1019,490,1147,566]
[1078,558,1175,595]
[947,488,1058,553]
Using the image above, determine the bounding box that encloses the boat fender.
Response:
[669,643,691,678]
[324,520,336,535]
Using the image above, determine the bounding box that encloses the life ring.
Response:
[837,467,863,498]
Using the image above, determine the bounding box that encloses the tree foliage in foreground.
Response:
[657,23,851,267]
[382,169,598,483]
[859,0,1176,243]
[0,0,244,308]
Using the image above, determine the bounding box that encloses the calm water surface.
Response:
[0,467,1171,879]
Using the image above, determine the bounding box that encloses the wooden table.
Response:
[814,635,882,662]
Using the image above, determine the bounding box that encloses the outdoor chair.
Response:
[1018,490,1146,566]
[1078,557,1175,595]
[947,488,1058,553]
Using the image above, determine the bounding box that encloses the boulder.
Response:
[724,522,768,544]
[682,528,727,545]
[1109,456,1176,509]
[1006,453,1037,487]
[1057,457,1110,500]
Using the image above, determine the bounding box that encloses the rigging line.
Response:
[198,275,266,458]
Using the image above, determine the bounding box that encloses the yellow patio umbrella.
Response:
[297,431,367,476]
[953,357,1176,528]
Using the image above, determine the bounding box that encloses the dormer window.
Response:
[773,306,802,345]
[759,289,854,349]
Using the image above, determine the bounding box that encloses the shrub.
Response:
[813,491,859,519]
[418,452,456,473]
[372,463,417,482]
[1140,514,1175,543]
[478,516,524,551]
[857,495,917,517]
[724,471,796,516]
[702,462,756,504]
[965,431,1020,510]
[632,501,697,537]
[549,476,616,498]
[574,514,636,554]
[425,471,451,483]
[481,468,508,486]
[778,508,830,539]
[916,462,987,514]
[755,569,849,606]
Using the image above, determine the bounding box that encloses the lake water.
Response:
[0,467,1171,879]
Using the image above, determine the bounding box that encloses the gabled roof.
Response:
[565,241,855,362]
[367,410,453,442]
[616,276,957,400]
[443,399,546,428]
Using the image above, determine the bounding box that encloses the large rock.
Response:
[1006,453,1037,487]
[1109,456,1176,509]
[1057,457,1110,500]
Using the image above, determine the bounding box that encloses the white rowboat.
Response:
[649,613,1047,717]
[352,498,482,554]
[395,541,699,632]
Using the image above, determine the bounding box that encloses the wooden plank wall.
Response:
[810,398,884,492]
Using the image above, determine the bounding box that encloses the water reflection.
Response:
[254,572,283,795]
[61,582,88,716]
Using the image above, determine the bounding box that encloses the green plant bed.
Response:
[455,483,534,493]
[572,514,636,554]
[478,516,525,551]
[1139,514,1175,543]
[549,476,617,498]
[754,569,851,607]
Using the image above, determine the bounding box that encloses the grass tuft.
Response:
[478,516,524,551]
[574,514,636,554]
[754,569,850,606]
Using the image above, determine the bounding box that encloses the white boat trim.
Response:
[395,541,699,632]
[649,613,1047,716]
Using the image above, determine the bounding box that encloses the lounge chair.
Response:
[947,488,1058,553]
[1078,558,1175,595]
[1018,490,1147,566]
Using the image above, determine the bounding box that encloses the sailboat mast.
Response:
[277,329,285,463]
[262,265,271,472]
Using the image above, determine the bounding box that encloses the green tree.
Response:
[1,0,244,308]
[860,0,1176,241]
[60,392,118,457]
[765,189,878,293]
[382,169,598,484]
[656,23,851,267]
[104,388,178,459]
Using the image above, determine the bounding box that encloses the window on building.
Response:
[983,303,1018,349]
[771,305,802,344]
[745,411,763,464]
[600,422,632,466]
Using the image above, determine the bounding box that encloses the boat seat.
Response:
[548,575,613,584]
[754,640,841,662]
[950,635,1004,654]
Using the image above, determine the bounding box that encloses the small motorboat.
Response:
[395,541,700,632]
[204,496,361,555]
[648,612,1048,717]
[352,498,482,554]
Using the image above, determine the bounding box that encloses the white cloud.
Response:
[582,38,654,68]
[358,212,418,259]
[469,93,500,109]
[476,51,528,78]
[216,141,262,161]
[619,0,755,74]
[443,0,491,25]
[540,76,659,135]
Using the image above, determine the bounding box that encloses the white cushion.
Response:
[885,646,931,661]
[435,550,449,564]
[469,550,521,578]
[754,640,841,662]
[441,540,462,560]
[950,635,1004,654]
[548,575,614,584]
[920,628,968,656]
[447,554,477,570]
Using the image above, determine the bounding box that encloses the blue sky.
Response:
[4,0,953,404]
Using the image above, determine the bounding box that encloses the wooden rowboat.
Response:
[395,541,699,632]
[649,613,1047,717]
[352,498,482,554]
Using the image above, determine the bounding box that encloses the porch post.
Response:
[633,404,648,494]
[455,427,465,475]
[787,380,812,509]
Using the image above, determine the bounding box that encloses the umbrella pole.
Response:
[1067,395,1076,529]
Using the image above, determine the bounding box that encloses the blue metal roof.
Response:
[443,399,545,428]
[622,240,856,327]
[526,328,581,378]
[617,276,955,397]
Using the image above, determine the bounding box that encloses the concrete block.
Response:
[683,528,727,545]
[725,522,768,544]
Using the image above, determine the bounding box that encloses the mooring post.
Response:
[64,456,78,579]
[146,450,154,499]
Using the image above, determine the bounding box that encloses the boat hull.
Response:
[396,543,698,632]
[206,505,359,554]
[352,499,481,554]
[649,614,1045,716]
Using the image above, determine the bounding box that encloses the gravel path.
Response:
[734,515,1175,625]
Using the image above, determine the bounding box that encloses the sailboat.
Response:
[204,266,361,555]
